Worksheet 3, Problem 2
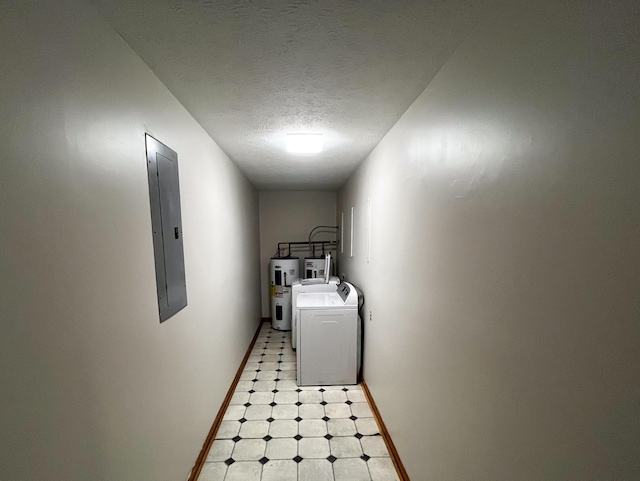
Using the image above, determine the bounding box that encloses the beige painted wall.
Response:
[0,1,261,480]
[259,191,337,317]
[338,2,640,480]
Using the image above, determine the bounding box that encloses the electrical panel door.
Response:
[145,134,187,322]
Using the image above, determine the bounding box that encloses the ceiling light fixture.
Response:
[286,133,323,155]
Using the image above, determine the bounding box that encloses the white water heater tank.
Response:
[270,257,299,331]
[304,257,326,279]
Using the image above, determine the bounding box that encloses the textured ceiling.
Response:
[93,0,495,190]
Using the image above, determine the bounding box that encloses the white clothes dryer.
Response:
[296,282,359,386]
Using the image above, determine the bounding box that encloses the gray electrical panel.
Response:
[145,134,187,322]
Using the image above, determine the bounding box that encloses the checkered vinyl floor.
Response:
[198,324,399,481]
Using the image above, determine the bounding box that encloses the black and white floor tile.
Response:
[199,324,400,481]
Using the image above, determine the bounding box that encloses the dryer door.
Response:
[298,309,357,386]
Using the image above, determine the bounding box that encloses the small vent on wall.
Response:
[350,207,354,258]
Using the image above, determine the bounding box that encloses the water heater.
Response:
[269,257,299,331]
[303,257,326,279]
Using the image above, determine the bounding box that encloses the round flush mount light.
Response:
[286,133,323,155]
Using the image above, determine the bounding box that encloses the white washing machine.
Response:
[291,276,340,350]
[296,282,359,386]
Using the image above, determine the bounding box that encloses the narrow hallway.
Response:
[198,324,400,481]
[3,2,640,480]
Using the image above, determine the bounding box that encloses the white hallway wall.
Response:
[0,1,261,480]
[258,191,337,317]
[338,2,640,480]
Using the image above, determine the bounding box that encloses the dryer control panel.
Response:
[337,282,351,303]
